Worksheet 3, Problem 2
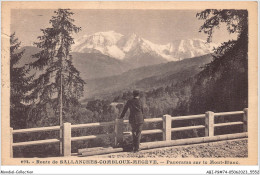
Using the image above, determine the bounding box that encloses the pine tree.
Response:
[189,10,248,113]
[10,33,33,129]
[26,9,85,127]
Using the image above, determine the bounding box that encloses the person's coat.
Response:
[120,98,144,124]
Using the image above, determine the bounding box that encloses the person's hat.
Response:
[133,90,140,97]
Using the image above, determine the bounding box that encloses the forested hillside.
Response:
[189,9,248,114]
[83,54,212,100]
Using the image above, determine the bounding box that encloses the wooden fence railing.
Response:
[10,108,248,157]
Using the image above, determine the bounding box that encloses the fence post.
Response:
[205,111,214,137]
[163,115,172,141]
[243,108,248,132]
[114,118,124,147]
[10,128,13,158]
[62,123,71,157]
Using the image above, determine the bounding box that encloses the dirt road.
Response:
[97,138,247,158]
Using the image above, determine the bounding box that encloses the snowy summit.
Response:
[72,31,218,61]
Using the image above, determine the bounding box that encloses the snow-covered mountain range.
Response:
[72,31,218,62]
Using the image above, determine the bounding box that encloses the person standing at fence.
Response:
[119,90,144,152]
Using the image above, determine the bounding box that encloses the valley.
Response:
[83,54,212,100]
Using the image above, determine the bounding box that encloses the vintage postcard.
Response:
[1,1,258,172]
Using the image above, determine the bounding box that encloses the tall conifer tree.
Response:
[26,9,84,127]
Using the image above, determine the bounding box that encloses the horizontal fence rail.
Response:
[171,114,205,121]
[123,118,163,124]
[13,139,60,147]
[171,125,205,132]
[214,121,244,127]
[10,108,248,157]
[71,133,114,142]
[144,118,163,123]
[12,126,60,134]
[142,129,164,135]
[71,121,114,129]
[214,111,244,116]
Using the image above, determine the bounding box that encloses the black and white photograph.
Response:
[1,1,258,171]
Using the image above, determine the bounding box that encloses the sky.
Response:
[11,9,236,46]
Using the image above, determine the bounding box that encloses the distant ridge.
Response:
[83,54,213,100]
